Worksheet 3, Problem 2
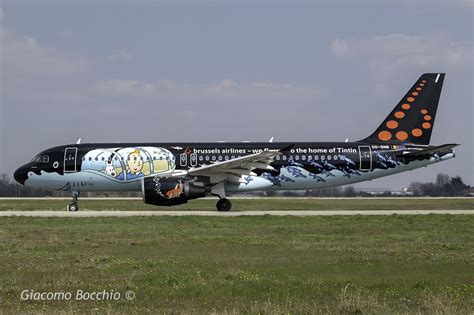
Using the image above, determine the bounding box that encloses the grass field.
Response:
[0,212,473,313]
[0,197,472,211]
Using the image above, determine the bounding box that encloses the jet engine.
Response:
[142,176,206,206]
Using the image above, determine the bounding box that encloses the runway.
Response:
[0,210,472,217]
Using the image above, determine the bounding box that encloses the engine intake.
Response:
[142,177,205,206]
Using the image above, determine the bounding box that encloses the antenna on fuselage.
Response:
[76,138,82,144]
[269,137,274,143]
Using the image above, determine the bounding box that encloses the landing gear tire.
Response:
[216,198,232,212]
[68,203,79,212]
[67,191,80,211]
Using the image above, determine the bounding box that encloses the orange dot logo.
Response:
[412,92,419,96]
[420,109,428,114]
[378,131,392,141]
[401,103,411,110]
[386,120,398,129]
[412,128,423,137]
[396,131,408,141]
[424,115,432,121]
[407,97,415,102]
[422,122,431,129]
[416,87,422,91]
[394,111,405,119]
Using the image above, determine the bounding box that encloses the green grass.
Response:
[0,215,473,313]
[0,197,472,211]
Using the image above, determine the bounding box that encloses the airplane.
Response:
[14,73,458,212]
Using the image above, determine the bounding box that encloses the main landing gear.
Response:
[67,191,80,211]
[216,198,232,212]
[211,182,232,212]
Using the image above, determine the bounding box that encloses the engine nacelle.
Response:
[142,177,205,206]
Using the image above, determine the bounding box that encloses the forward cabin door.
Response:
[64,147,78,173]
[358,146,372,171]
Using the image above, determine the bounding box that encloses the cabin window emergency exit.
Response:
[64,147,78,172]
[358,146,372,171]
[190,153,197,167]
[180,153,187,167]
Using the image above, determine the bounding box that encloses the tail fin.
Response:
[361,73,445,145]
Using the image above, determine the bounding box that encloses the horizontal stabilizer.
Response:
[396,143,459,158]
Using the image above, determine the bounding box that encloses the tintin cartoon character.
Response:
[116,149,144,180]
[104,160,116,177]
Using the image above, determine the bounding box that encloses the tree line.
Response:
[407,173,470,197]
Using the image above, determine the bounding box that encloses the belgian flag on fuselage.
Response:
[362,73,445,145]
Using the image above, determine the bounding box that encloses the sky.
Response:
[0,1,472,189]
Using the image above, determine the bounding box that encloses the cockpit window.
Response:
[32,155,50,163]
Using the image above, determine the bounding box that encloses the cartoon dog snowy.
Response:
[104,160,117,177]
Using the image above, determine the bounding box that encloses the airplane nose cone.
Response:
[14,166,28,185]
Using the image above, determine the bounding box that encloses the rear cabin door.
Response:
[358,146,372,171]
[64,147,78,172]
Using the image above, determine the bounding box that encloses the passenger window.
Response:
[205,156,210,161]
[282,155,287,161]
[199,156,203,161]
[212,156,216,161]
[321,155,325,160]
[295,155,300,160]
[314,155,319,160]
[218,156,222,161]
[334,155,338,160]
[327,155,332,160]
[302,155,306,160]
[308,155,312,160]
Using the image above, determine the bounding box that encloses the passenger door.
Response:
[358,146,372,171]
[64,147,78,172]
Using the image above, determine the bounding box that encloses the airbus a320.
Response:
[14,73,458,211]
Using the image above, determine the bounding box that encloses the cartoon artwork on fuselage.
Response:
[116,149,144,180]
[81,147,175,181]
[165,180,184,199]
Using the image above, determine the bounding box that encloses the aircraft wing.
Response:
[174,145,292,183]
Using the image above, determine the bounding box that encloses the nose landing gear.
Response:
[67,191,80,211]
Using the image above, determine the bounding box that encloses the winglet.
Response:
[279,144,294,152]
